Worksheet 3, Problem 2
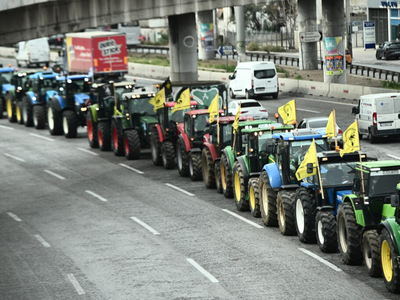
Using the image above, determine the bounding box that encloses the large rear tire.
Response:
[277,190,296,236]
[259,170,278,227]
[337,202,363,265]
[315,210,338,253]
[62,110,79,138]
[124,129,141,160]
[202,147,215,188]
[220,153,233,198]
[381,228,400,293]
[189,152,202,181]
[22,96,34,127]
[6,95,16,122]
[151,127,162,166]
[33,105,46,129]
[214,161,222,193]
[98,121,111,151]
[87,109,98,148]
[47,101,63,135]
[362,230,381,277]
[248,177,260,217]
[176,139,189,177]
[161,140,175,169]
[111,118,124,156]
[16,101,24,124]
[233,161,249,211]
[295,187,317,243]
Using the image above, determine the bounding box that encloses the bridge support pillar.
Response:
[168,13,198,82]
[322,0,346,83]
[197,10,215,60]
[298,0,318,70]
[234,6,246,63]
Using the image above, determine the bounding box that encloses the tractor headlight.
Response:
[80,107,87,112]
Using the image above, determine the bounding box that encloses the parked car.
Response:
[228,99,268,120]
[297,116,343,148]
[376,41,400,60]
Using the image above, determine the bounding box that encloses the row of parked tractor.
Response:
[2,63,400,294]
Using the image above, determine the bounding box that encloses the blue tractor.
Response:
[47,74,92,138]
[21,70,59,128]
[0,66,15,120]
[258,129,330,235]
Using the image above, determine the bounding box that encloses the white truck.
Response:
[15,37,50,68]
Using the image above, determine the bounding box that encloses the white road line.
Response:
[4,153,25,162]
[298,248,342,272]
[67,274,85,295]
[44,170,65,180]
[301,97,355,107]
[165,183,195,196]
[222,209,264,229]
[34,234,51,248]
[387,154,400,160]
[85,190,107,202]
[130,217,160,235]
[297,108,320,113]
[119,163,144,174]
[7,212,22,222]
[186,258,219,283]
[77,148,99,156]
[30,133,55,142]
[0,124,14,130]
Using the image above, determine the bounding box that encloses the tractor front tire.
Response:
[381,228,400,293]
[248,178,260,217]
[277,190,296,236]
[337,202,363,265]
[47,101,63,135]
[189,152,202,181]
[111,119,124,156]
[220,153,233,198]
[214,161,223,193]
[315,210,338,253]
[151,127,162,166]
[124,129,141,160]
[87,109,98,148]
[176,139,189,177]
[202,147,215,188]
[233,161,249,211]
[295,187,317,243]
[16,101,24,124]
[259,170,278,227]
[62,110,79,138]
[98,121,111,151]
[22,96,33,127]
[6,95,16,123]
[363,230,381,277]
[33,105,46,129]
[161,140,175,169]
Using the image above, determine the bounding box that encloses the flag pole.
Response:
[356,118,366,204]
[294,99,297,129]
[314,139,324,199]
[333,109,338,149]
[217,94,220,144]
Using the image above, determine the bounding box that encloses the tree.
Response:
[244,4,267,31]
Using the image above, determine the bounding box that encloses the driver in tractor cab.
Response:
[325,166,344,185]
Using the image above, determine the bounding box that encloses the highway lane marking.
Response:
[301,97,355,107]
[4,153,25,162]
[119,163,144,174]
[34,234,51,248]
[298,248,342,272]
[297,108,320,113]
[7,212,22,222]
[387,154,400,160]
[0,124,14,130]
[222,209,264,229]
[67,274,85,295]
[165,183,195,196]
[30,133,55,142]
[77,148,99,156]
[85,190,107,202]
[130,217,160,235]
[44,170,66,180]
[186,258,219,283]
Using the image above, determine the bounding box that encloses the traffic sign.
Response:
[299,31,322,43]
[218,45,234,56]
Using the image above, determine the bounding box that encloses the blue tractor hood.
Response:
[74,93,91,105]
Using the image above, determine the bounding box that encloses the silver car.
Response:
[228,99,269,120]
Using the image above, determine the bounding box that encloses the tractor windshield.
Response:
[66,79,90,94]
[289,139,329,168]
[130,97,156,116]
[0,71,13,84]
[319,162,357,186]
[170,108,191,124]
[193,114,209,139]
[369,171,400,196]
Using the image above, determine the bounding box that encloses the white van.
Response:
[352,93,400,143]
[228,61,279,99]
[16,37,50,68]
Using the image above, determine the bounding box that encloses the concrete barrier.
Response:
[363,86,398,95]
[209,71,229,83]
[198,70,211,81]
[279,78,298,94]
[0,46,16,58]
[297,80,329,97]
[327,83,363,100]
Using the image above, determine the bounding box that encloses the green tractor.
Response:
[233,123,294,216]
[337,161,400,277]
[378,183,400,293]
[5,71,32,124]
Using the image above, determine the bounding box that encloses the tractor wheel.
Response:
[214,161,223,193]
[220,153,233,198]
[124,129,140,160]
[381,228,400,293]
[0,97,4,119]
[22,96,34,127]
[47,101,63,135]
[368,129,378,144]
[315,210,338,253]
[16,101,24,124]
[111,119,124,156]
[248,177,260,217]
[233,161,249,211]
[189,152,202,181]
[176,139,189,177]
[259,170,278,227]
[229,88,236,99]
[33,105,46,129]
[337,202,363,265]
[363,230,382,277]
[161,140,175,169]
[295,188,317,243]
[202,147,215,188]
[151,127,162,166]
[86,109,98,148]
[98,121,111,151]
[62,110,78,138]
[6,95,16,122]
[277,190,296,236]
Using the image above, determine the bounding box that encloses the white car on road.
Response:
[228,99,268,120]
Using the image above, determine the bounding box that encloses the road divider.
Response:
[279,78,299,94]
[297,80,329,97]
[327,83,363,100]
[130,217,160,235]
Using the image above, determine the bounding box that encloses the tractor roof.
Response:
[0,68,14,73]
[241,122,293,133]
[317,151,367,162]
[238,119,276,127]
[123,91,155,99]
[164,100,198,108]
[273,128,324,140]
[357,160,400,171]
[56,75,91,81]
[209,115,252,125]
[185,109,216,116]
[29,71,59,79]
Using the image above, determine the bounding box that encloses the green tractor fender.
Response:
[222,146,235,170]
[89,104,99,123]
[378,218,400,256]
[342,194,366,227]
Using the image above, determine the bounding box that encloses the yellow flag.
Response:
[171,88,190,114]
[325,110,336,138]
[340,121,360,157]
[233,102,241,134]
[149,88,165,112]
[208,93,219,123]
[278,99,296,125]
[295,139,318,181]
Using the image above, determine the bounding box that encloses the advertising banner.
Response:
[324,37,344,76]
[363,21,376,49]
[200,23,214,52]
[92,35,128,73]
[66,36,93,73]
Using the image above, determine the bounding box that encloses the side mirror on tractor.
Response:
[306,163,313,174]
[351,106,359,114]
[391,194,400,207]
[262,140,276,154]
